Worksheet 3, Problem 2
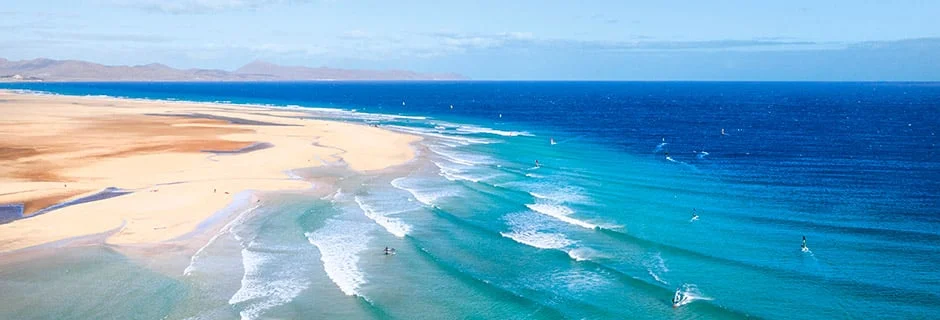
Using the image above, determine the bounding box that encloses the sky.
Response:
[1,0,939,80]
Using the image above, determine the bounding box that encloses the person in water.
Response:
[691,208,699,220]
[801,236,807,250]
[384,247,392,255]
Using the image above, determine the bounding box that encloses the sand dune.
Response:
[0,91,419,252]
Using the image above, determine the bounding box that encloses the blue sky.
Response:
[2,0,939,80]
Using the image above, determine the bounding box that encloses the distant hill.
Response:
[0,58,468,82]
[235,60,466,81]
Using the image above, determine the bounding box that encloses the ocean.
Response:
[0,81,938,319]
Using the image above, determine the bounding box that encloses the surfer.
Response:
[384,247,395,255]
[672,288,683,306]
[801,236,807,251]
[550,137,557,145]
[535,160,541,168]
[690,209,699,221]
[721,128,726,136]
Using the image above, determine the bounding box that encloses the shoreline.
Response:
[0,90,421,253]
[0,88,430,120]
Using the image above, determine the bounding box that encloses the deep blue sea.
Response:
[1,82,938,319]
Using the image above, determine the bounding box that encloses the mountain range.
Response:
[0,58,468,81]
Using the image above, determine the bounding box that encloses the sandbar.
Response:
[0,91,419,252]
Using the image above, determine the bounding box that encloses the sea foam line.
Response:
[228,246,311,320]
[454,125,533,137]
[566,247,601,262]
[386,125,495,145]
[390,177,457,207]
[428,146,495,166]
[644,252,670,285]
[500,230,574,249]
[527,184,590,205]
[525,203,597,229]
[305,219,374,296]
[501,211,578,251]
[674,283,713,307]
[184,204,261,276]
[354,196,411,238]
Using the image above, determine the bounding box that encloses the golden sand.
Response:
[0,91,419,252]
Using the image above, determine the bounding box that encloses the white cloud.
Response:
[113,0,311,14]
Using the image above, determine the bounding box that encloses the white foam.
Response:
[184,204,261,276]
[439,169,481,183]
[228,246,310,320]
[525,202,596,229]
[428,146,494,166]
[432,160,502,183]
[648,270,668,285]
[432,161,476,182]
[500,230,574,249]
[527,185,590,204]
[305,219,374,296]
[390,177,457,207]
[653,252,669,272]
[454,125,533,137]
[665,156,698,170]
[501,211,577,250]
[437,141,463,148]
[386,125,495,145]
[674,283,713,307]
[354,196,411,238]
[566,247,600,261]
[388,114,427,120]
[654,142,668,153]
[526,203,574,216]
[644,252,670,285]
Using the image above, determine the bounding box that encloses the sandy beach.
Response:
[0,91,419,252]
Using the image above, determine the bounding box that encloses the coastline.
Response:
[0,90,420,253]
[0,83,935,319]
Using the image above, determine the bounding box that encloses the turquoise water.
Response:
[1,82,938,319]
